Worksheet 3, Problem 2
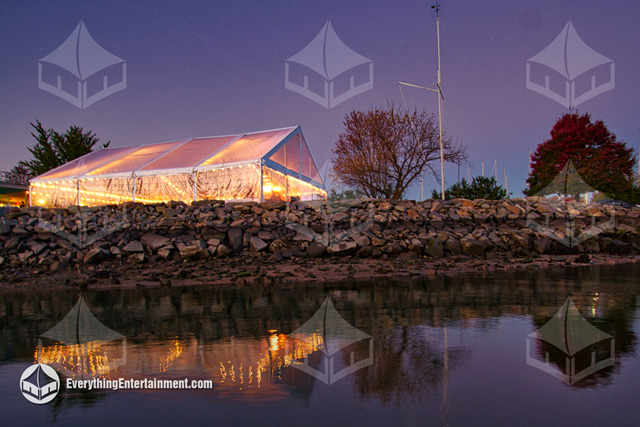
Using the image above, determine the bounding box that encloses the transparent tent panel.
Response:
[30,182,78,207]
[300,138,322,183]
[195,165,261,201]
[285,136,301,173]
[262,167,325,202]
[140,135,239,172]
[267,134,323,185]
[199,128,295,167]
[79,177,135,205]
[87,140,184,176]
[35,147,136,180]
[135,174,194,204]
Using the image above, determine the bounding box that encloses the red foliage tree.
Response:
[525,112,636,197]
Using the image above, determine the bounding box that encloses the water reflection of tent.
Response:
[38,297,126,376]
[285,21,373,109]
[21,365,59,400]
[38,21,127,109]
[526,297,615,385]
[526,21,614,108]
[287,297,373,384]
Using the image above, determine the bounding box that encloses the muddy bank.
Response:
[1,198,639,288]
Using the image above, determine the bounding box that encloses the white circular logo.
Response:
[19,364,60,404]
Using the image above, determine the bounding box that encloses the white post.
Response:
[260,161,264,203]
[436,13,445,200]
[192,171,197,202]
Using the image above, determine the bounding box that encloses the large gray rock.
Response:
[308,241,327,258]
[141,233,170,251]
[249,236,268,252]
[228,228,243,251]
[27,240,47,255]
[327,241,358,256]
[84,247,109,264]
[216,244,233,257]
[424,239,444,258]
[124,240,144,253]
[460,238,487,256]
[201,227,226,241]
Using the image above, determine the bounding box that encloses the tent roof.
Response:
[31,126,325,189]
[286,21,371,81]
[39,21,125,80]
[527,21,613,80]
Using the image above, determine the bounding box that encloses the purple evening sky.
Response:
[0,0,638,198]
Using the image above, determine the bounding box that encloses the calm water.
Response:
[1,263,640,426]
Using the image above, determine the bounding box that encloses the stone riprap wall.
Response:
[1,198,639,273]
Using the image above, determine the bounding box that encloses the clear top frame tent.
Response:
[30,126,326,208]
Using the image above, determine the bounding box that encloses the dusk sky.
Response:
[1,0,639,198]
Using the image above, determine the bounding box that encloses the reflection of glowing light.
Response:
[214,332,324,389]
[269,334,279,352]
[591,292,600,318]
[36,341,113,378]
[159,340,183,372]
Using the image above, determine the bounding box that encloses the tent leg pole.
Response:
[260,162,264,203]
[76,180,80,206]
[192,172,197,202]
[132,178,136,203]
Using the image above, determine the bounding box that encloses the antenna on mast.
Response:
[432,2,441,17]
[398,3,446,200]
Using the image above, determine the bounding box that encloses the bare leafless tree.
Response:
[331,105,467,199]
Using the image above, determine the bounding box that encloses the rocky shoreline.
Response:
[1,198,639,289]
